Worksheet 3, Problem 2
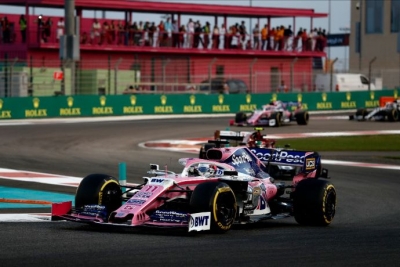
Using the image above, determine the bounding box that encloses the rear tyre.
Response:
[235,112,247,123]
[295,111,309,125]
[75,174,122,220]
[387,109,399,122]
[270,112,281,127]
[293,179,336,226]
[190,182,237,233]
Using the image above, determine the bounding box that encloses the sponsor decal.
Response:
[92,96,113,115]
[150,210,189,223]
[250,149,307,164]
[155,95,174,113]
[212,95,230,112]
[150,178,164,184]
[317,93,333,110]
[0,99,11,118]
[184,95,202,113]
[60,97,81,116]
[133,191,152,198]
[123,95,144,114]
[306,158,316,170]
[189,212,211,232]
[231,152,253,166]
[126,199,146,205]
[80,205,107,218]
[341,92,356,108]
[25,98,48,118]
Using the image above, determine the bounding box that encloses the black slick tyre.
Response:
[387,109,399,122]
[75,174,122,219]
[235,112,247,123]
[190,182,237,233]
[293,179,336,226]
[270,112,281,127]
[296,111,309,125]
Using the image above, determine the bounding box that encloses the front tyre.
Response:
[75,174,122,220]
[190,182,237,233]
[293,179,336,226]
[235,112,247,123]
[295,111,309,125]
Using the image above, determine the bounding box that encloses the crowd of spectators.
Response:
[1,15,327,52]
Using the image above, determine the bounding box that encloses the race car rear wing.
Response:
[249,148,321,173]
[214,130,252,141]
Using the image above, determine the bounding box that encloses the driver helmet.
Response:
[197,163,216,177]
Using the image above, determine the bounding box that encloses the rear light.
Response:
[335,84,339,91]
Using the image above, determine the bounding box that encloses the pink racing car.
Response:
[230,101,309,127]
[52,146,336,233]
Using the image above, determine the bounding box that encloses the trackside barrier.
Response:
[0,90,397,120]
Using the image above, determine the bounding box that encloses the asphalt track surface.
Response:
[1,116,400,267]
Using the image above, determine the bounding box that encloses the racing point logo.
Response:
[322,93,327,102]
[130,95,137,105]
[33,98,40,108]
[99,96,107,106]
[246,94,251,104]
[190,95,196,105]
[67,97,74,107]
[346,92,351,101]
[161,95,167,105]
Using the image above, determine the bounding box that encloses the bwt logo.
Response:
[151,178,164,183]
[251,150,305,164]
[190,216,210,227]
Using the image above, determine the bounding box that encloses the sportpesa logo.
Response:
[250,150,305,164]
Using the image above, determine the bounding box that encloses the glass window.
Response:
[391,0,400,32]
[365,0,384,34]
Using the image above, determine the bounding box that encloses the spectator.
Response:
[56,18,64,43]
[165,17,172,46]
[157,20,165,47]
[179,24,186,48]
[203,21,210,49]
[230,26,240,49]
[36,15,44,43]
[172,19,179,47]
[239,21,246,49]
[223,83,230,94]
[268,27,275,50]
[91,19,101,45]
[278,80,288,93]
[81,31,88,44]
[301,29,308,51]
[19,15,27,43]
[3,16,10,43]
[149,22,156,47]
[109,20,116,44]
[43,17,52,43]
[101,21,110,45]
[212,25,219,49]
[220,23,227,49]
[193,21,203,48]
[292,27,302,51]
[187,18,194,48]
[283,25,293,50]
[252,23,260,50]
[117,21,124,45]
[260,24,268,50]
